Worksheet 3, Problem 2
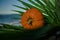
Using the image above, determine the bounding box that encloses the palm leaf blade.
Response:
[13,5,28,10]
[18,0,36,9]
[28,0,45,12]
[12,10,24,16]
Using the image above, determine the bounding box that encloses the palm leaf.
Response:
[18,0,45,12]
[13,0,60,29]
[55,0,60,24]
[12,10,24,16]
[35,0,54,17]
[12,0,59,26]
[13,5,28,10]
[18,0,36,9]
[28,0,44,11]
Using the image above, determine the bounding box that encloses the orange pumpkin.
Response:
[21,8,45,30]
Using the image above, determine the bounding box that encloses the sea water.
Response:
[0,14,22,26]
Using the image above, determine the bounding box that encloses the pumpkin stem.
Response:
[27,18,33,25]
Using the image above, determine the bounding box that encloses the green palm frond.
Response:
[14,0,58,25]
[13,5,28,10]
[12,10,24,16]
[18,0,36,9]
[12,0,60,30]
[12,0,60,29]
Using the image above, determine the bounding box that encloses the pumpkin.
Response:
[21,8,45,30]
